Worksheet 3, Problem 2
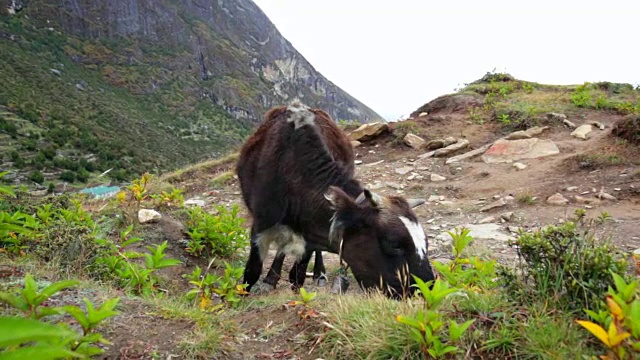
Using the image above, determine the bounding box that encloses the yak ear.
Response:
[324,186,355,211]
[363,189,384,208]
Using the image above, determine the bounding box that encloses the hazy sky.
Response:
[252,0,639,121]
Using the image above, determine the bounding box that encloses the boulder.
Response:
[432,139,469,157]
[348,122,389,141]
[571,124,593,140]
[445,144,492,164]
[138,209,162,223]
[480,198,507,212]
[424,137,457,150]
[546,193,569,205]
[481,138,559,164]
[403,133,426,149]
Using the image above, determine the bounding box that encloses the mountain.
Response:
[0,0,383,185]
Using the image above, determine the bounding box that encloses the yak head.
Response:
[325,186,435,299]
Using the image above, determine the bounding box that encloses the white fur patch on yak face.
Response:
[398,216,427,260]
[255,225,306,261]
[286,100,315,129]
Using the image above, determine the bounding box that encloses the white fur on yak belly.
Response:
[256,225,306,261]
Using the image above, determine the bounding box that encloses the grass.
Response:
[456,72,640,131]
[517,193,536,205]
[161,152,239,183]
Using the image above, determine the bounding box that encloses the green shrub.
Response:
[500,210,629,312]
[58,170,75,183]
[28,171,44,184]
[184,205,248,258]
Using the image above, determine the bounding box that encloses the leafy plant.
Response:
[502,211,628,311]
[150,186,184,209]
[577,271,640,359]
[395,276,475,358]
[94,225,182,296]
[0,273,79,320]
[184,205,248,259]
[432,228,498,292]
[572,83,593,108]
[0,273,120,358]
[184,260,247,308]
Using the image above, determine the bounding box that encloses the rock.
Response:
[478,216,496,224]
[75,80,88,91]
[504,195,515,203]
[404,133,426,149]
[351,140,361,148]
[507,226,521,233]
[505,126,549,140]
[574,195,601,204]
[419,112,429,117]
[633,248,640,257]
[430,139,469,158]
[365,160,385,167]
[424,137,457,150]
[50,69,62,76]
[445,144,492,164]
[547,112,568,121]
[513,162,527,170]
[348,122,389,141]
[427,195,440,202]
[436,223,514,243]
[395,166,413,175]
[547,193,569,205]
[438,200,454,205]
[571,124,593,140]
[565,186,578,192]
[354,160,363,165]
[563,119,577,128]
[597,192,618,201]
[367,181,385,190]
[505,130,531,140]
[501,212,514,222]
[481,138,560,164]
[184,198,206,207]
[138,209,162,223]
[387,182,404,190]
[430,174,447,182]
[480,198,507,212]
[590,121,605,130]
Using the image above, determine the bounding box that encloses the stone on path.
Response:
[395,166,413,175]
[513,162,527,170]
[404,133,426,149]
[479,198,507,212]
[435,223,514,243]
[445,144,492,164]
[184,198,206,207]
[571,124,593,140]
[349,123,389,141]
[424,137,457,150]
[547,193,569,205]
[430,174,447,182]
[481,138,559,164]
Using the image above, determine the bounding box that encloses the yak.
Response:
[236,100,435,298]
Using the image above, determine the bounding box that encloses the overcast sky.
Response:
[252,0,639,121]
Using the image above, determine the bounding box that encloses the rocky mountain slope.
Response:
[0,0,382,185]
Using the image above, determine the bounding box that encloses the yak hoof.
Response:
[314,273,328,287]
[250,281,276,295]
